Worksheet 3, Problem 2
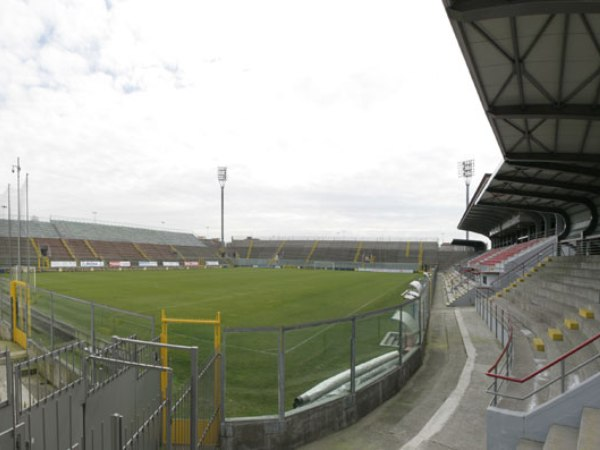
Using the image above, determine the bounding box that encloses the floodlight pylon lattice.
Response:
[217,167,227,247]
[458,159,475,240]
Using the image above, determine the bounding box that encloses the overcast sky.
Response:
[0,0,501,242]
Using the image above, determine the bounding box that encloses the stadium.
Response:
[2,1,600,450]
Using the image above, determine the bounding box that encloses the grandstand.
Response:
[229,237,459,271]
[0,218,221,269]
[436,1,600,448]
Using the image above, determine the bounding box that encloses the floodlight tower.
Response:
[217,166,227,247]
[12,158,22,279]
[458,159,475,240]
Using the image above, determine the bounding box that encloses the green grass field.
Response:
[34,268,419,416]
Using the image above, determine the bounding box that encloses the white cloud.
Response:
[0,0,501,242]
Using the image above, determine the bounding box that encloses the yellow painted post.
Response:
[10,280,28,349]
[160,310,223,445]
[27,286,31,337]
[160,309,168,400]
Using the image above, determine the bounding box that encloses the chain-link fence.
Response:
[222,275,431,419]
[0,278,155,350]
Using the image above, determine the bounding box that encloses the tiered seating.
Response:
[64,239,97,260]
[443,268,477,306]
[278,240,315,260]
[467,247,503,267]
[88,240,143,261]
[137,243,179,261]
[51,220,205,247]
[466,238,548,272]
[229,238,442,266]
[477,239,542,269]
[174,242,221,260]
[35,238,73,260]
[491,255,600,410]
[311,241,357,262]
[0,237,38,266]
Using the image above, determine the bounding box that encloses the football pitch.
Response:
[35,268,419,416]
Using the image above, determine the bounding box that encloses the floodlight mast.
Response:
[217,167,227,247]
[458,159,475,240]
[12,158,21,279]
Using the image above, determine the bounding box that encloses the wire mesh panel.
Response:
[197,353,220,448]
[0,278,10,326]
[122,403,165,450]
[28,289,86,348]
[14,341,85,412]
[92,303,155,344]
[355,309,401,370]
[224,329,279,417]
[286,320,352,409]
[19,286,155,350]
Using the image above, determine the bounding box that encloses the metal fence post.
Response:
[91,303,96,386]
[494,303,498,339]
[190,346,198,450]
[418,292,423,345]
[278,327,285,420]
[493,366,498,407]
[50,292,55,350]
[220,333,227,427]
[90,302,96,353]
[350,317,356,395]
[110,413,123,450]
[561,360,566,393]
[501,309,505,346]
[166,372,173,450]
[398,304,403,366]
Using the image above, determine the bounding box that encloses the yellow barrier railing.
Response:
[353,241,363,263]
[246,239,254,259]
[10,280,30,349]
[160,309,222,446]
[306,240,319,263]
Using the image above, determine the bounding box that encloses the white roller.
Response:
[390,310,419,334]
[293,351,399,408]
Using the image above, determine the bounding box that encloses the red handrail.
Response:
[487,320,513,373]
[486,331,600,383]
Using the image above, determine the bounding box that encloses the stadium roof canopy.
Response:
[444,0,600,243]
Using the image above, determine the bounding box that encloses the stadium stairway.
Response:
[517,407,600,449]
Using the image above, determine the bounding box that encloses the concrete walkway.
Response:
[301,276,501,450]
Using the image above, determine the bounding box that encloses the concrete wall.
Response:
[487,371,600,450]
[221,347,423,450]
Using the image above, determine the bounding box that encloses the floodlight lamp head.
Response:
[457,159,475,185]
[217,166,227,187]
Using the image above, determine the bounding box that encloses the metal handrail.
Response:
[486,318,513,374]
[487,331,600,383]
[487,352,600,402]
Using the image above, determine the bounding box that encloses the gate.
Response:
[160,310,222,448]
[10,280,30,349]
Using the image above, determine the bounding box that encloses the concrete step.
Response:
[543,424,578,449]
[578,407,600,450]
[535,270,600,289]
[517,439,544,450]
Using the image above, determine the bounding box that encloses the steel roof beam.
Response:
[505,161,600,178]
[487,186,598,236]
[446,1,600,22]
[477,200,571,238]
[493,174,600,195]
[489,105,600,121]
[505,153,600,164]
